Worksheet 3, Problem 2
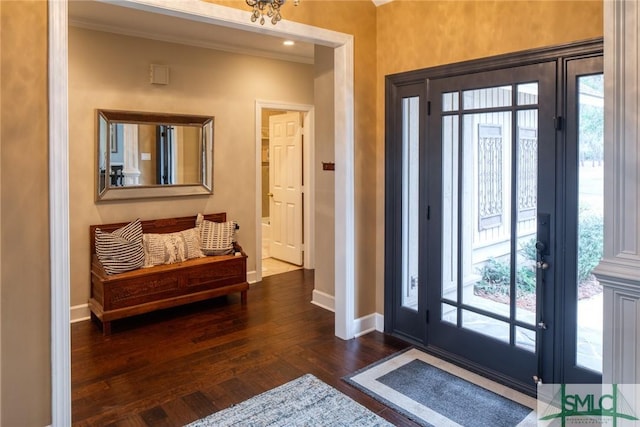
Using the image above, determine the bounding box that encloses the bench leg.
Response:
[241,290,248,305]
[102,320,112,336]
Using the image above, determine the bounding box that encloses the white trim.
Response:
[375,313,385,332]
[311,289,335,312]
[594,0,640,386]
[70,304,91,323]
[53,1,355,421]
[310,294,384,338]
[49,0,71,425]
[247,270,258,284]
[372,0,394,6]
[333,38,355,340]
[353,313,378,337]
[254,101,316,283]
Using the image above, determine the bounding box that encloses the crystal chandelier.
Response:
[246,0,299,25]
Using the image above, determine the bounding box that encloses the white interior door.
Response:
[269,112,303,265]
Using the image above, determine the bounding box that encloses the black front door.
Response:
[384,41,603,396]
[426,62,556,395]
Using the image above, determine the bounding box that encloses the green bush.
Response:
[577,210,603,282]
[519,238,538,262]
[475,211,603,297]
[475,257,536,297]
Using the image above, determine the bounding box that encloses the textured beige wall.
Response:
[373,0,604,313]
[0,1,51,425]
[313,45,335,297]
[69,27,314,307]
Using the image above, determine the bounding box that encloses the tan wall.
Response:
[69,27,314,307]
[313,45,336,298]
[373,0,604,313]
[0,1,51,425]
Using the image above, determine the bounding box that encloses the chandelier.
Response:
[246,0,299,25]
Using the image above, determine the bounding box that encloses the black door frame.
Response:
[384,38,603,396]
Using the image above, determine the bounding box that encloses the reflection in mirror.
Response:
[97,110,214,201]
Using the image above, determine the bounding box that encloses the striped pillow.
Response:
[196,213,236,256]
[95,219,145,275]
[143,227,204,266]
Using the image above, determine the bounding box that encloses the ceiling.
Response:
[68,0,316,64]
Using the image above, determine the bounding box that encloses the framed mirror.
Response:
[96,109,214,201]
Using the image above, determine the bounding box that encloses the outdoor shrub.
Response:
[475,210,603,298]
[520,238,538,262]
[476,257,536,296]
[577,210,603,282]
[476,258,511,295]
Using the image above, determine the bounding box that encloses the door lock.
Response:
[537,321,547,330]
[533,375,543,385]
[536,261,549,270]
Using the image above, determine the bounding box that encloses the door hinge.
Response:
[427,205,431,220]
[427,101,431,116]
[426,310,430,324]
[554,116,563,131]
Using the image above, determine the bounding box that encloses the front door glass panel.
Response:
[575,73,604,373]
[441,83,539,351]
[402,96,420,311]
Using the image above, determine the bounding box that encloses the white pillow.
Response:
[196,213,236,256]
[143,227,204,267]
[95,219,145,275]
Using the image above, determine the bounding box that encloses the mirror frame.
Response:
[96,109,214,201]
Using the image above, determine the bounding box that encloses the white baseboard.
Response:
[311,290,384,337]
[354,313,382,337]
[375,313,384,332]
[311,289,335,312]
[69,288,385,338]
[70,304,90,323]
[247,270,258,284]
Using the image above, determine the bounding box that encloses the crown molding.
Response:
[69,17,314,65]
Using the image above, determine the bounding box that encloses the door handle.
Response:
[537,213,550,256]
[268,192,274,197]
[536,261,549,270]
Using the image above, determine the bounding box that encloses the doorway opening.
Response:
[258,106,312,278]
[52,1,355,423]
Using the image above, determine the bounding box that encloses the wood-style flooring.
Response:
[72,269,416,426]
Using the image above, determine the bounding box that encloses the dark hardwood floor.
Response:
[72,269,416,426]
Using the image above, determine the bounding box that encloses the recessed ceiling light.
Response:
[283,40,295,46]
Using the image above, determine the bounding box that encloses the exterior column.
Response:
[593,0,640,385]
[123,124,141,185]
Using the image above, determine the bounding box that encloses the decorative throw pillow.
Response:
[196,213,236,256]
[95,219,145,275]
[143,227,204,267]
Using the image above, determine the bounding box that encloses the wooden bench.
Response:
[89,213,248,334]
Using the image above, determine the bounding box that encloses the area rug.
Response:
[187,373,393,426]
[344,348,538,427]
